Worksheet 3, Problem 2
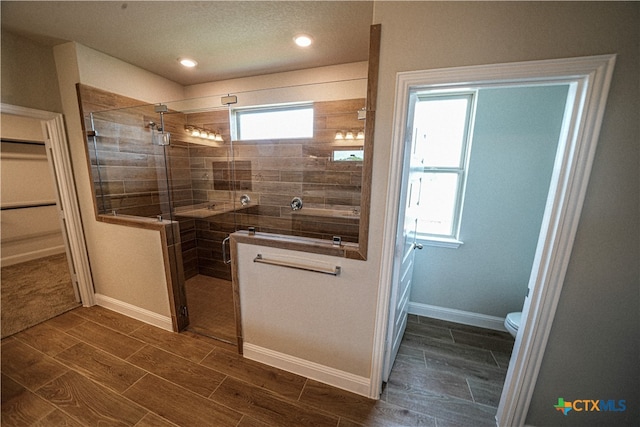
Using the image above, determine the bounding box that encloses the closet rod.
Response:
[1,138,45,146]
[1,202,57,211]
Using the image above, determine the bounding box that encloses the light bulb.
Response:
[179,58,198,68]
[294,35,313,47]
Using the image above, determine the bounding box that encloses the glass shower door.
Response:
[161,99,240,343]
[82,101,189,331]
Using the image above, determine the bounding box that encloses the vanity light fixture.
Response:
[294,34,313,47]
[335,129,365,141]
[178,57,198,68]
[185,125,223,142]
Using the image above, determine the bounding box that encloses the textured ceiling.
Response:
[1,1,374,85]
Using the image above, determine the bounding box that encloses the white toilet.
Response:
[504,312,521,338]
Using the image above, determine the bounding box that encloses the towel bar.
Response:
[253,254,341,276]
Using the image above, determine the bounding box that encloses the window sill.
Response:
[416,236,463,249]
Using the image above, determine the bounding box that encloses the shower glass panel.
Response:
[86,104,175,222]
[84,83,366,282]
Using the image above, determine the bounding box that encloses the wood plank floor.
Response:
[1,306,514,426]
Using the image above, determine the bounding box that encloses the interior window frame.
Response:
[233,103,314,141]
[414,91,477,246]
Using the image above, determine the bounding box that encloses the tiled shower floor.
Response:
[184,275,236,344]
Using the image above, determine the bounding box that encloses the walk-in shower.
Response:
[79,78,367,341]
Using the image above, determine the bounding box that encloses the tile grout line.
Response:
[465,377,476,403]
[207,374,229,399]
[24,405,58,427]
[72,308,145,336]
[490,349,500,367]
[197,345,218,365]
[11,329,76,359]
[132,411,181,427]
[297,378,309,402]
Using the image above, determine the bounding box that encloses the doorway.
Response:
[374,55,616,425]
[1,104,93,336]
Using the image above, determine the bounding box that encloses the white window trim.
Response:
[416,235,463,249]
[413,91,476,242]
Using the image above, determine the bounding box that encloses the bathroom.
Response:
[408,83,571,336]
[79,72,367,343]
[2,1,635,424]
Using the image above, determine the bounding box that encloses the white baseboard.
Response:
[94,294,173,332]
[243,343,372,398]
[1,245,65,267]
[408,301,508,332]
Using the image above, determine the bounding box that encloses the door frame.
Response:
[371,55,615,426]
[1,103,94,306]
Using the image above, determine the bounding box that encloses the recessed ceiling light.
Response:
[178,58,198,68]
[294,34,313,47]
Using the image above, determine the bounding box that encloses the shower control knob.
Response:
[290,197,303,211]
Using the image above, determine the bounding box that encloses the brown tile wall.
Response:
[185,99,364,279]
[79,85,363,281]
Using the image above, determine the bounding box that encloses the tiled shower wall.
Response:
[79,85,364,281]
[185,99,365,212]
[78,85,194,218]
[184,99,364,279]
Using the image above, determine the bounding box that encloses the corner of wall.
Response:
[52,41,173,321]
[74,43,184,103]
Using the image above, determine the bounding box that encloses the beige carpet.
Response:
[185,274,237,344]
[1,253,80,338]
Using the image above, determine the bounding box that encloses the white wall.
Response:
[184,61,368,107]
[237,243,377,394]
[372,2,638,425]
[53,42,182,318]
[411,85,569,320]
[1,30,63,113]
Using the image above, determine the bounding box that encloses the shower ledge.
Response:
[173,203,238,219]
[292,207,360,219]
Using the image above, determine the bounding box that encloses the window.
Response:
[333,149,364,162]
[235,104,313,140]
[412,92,475,243]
